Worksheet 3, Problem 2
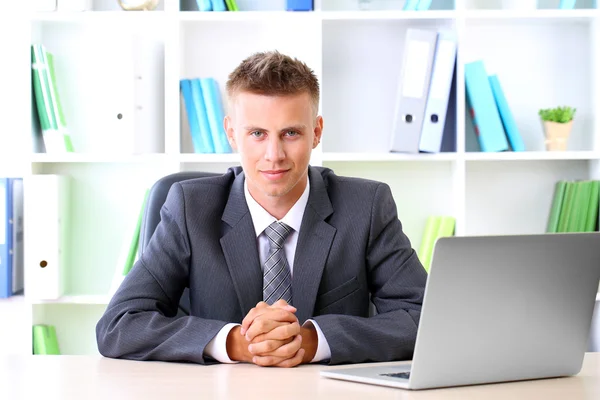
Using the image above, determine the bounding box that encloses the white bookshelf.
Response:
[1,0,599,356]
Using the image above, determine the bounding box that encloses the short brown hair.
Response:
[226,50,320,114]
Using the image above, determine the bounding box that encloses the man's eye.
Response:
[285,131,299,137]
[251,131,264,138]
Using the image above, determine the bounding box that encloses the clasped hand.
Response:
[229,300,305,367]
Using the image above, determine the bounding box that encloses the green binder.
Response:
[32,324,61,355]
[546,180,567,233]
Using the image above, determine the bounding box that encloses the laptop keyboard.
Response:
[380,372,410,380]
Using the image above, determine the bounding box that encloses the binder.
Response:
[210,0,227,11]
[416,0,433,10]
[56,0,92,11]
[31,0,56,12]
[286,0,313,11]
[225,0,239,10]
[196,0,212,11]
[390,29,438,153]
[32,325,61,355]
[488,74,525,152]
[0,178,24,298]
[200,78,232,153]
[24,175,70,301]
[558,0,577,9]
[419,30,457,153]
[403,0,420,10]
[191,79,216,153]
[464,60,509,152]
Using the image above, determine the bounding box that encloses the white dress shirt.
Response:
[203,178,332,364]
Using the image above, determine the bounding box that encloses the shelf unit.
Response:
[1,0,599,355]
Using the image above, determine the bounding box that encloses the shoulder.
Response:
[312,166,388,197]
[310,166,393,215]
[165,167,240,212]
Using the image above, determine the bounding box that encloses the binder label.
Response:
[402,40,431,99]
[429,41,456,100]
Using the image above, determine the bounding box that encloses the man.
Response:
[96,51,427,368]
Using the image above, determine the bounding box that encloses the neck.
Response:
[248,174,307,220]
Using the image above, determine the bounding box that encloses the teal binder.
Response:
[464,61,509,152]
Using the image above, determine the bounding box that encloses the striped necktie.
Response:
[263,221,293,305]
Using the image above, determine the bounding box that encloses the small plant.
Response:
[538,106,576,124]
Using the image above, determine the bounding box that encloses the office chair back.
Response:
[138,171,220,317]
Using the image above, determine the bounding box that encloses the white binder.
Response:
[390,28,439,153]
[24,175,70,300]
[31,0,57,12]
[419,30,457,153]
[56,0,92,11]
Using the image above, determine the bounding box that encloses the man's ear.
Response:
[313,115,323,149]
[224,115,237,151]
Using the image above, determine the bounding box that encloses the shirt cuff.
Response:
[204,323,240,364]
[304,319,331,363]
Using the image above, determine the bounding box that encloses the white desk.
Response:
[2,353,599,399]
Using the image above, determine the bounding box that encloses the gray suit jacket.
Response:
[96,166,427,365]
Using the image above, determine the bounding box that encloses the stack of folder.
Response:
[390,29,457,154]
[180,77,232,154]
[31,43,75,154]
[546,180,599,233]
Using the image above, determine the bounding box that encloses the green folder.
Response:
[557,182,575,233]
[418,216,441,273]
[123,189,150,276]
[32,325,60,355]
[586,181,600,232]
[546,180,567,233]
[47,52,74,152]
[225,0,239,11]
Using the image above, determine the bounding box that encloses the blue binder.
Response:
[488,74,525,152]
[180,79,215,154]
[196,0,212,11]
[0,178,23,299]
[210,0,227,11]
[464,61,509,152]
[190,79,216,153]
[286,0,313,10]
[558,0,577,9]
[403,0,420,10]
[416,0,433,10]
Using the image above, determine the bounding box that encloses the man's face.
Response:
[225,91,322,205]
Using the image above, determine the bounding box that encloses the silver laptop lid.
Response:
[409,233,600,390]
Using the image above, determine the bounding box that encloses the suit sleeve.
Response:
[312,182,428,365]
[95,183,227,364]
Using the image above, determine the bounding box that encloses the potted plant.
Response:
[538,106,576,151]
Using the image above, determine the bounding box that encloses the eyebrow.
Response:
[243,124,307,133]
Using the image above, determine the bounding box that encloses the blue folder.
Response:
[488,75,525,152]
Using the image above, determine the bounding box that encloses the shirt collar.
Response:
[244,177,310,237]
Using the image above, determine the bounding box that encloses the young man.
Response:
[96,51,427,368]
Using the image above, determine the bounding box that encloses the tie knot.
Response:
[265,221,292,249]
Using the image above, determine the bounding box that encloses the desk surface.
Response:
[2,353,600,399]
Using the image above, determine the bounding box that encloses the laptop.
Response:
[320,233,600,390]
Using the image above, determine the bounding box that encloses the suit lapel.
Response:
[220,170,263,316]
[293,168,336,324]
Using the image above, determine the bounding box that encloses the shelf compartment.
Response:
[464,160,592,236]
